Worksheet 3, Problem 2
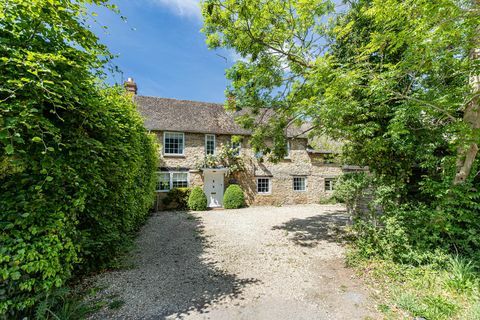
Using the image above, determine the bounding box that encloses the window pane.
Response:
[325,178,335,191]
[172,172,188,188]
[257,178,270,193]
[231,142,241,156]
[284,141,290,158]
[293,177,306,191]
[164,132,184,154]
[157,172,170,191]
[205,135,215,155]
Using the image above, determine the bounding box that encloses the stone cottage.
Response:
[126,78,343,208]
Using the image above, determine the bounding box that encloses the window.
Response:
[164,132,184,155]
[284,141,291,159]
[172,172,188,188]
[256,177,271,194]
[325,178,336,191]
[157,172,170,191]
[231,141,241,157]
[293,177,306,192]
[156,171,189,192]
[205,134,216,155]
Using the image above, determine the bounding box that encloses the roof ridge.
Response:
[136,95,224,106]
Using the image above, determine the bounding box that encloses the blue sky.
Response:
[92,0,236,103]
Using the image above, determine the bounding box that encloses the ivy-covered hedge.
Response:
[0,1,158,316]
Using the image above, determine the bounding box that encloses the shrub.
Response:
[0,1,157,316]
[162,188,191,210]
[188,187,208,211]
[223,184,245,209]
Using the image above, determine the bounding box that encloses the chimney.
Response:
[124,77,138,95]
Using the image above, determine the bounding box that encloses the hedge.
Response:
[223,184,245,209]
[188,187,208,211]
[0,1,158,316]
[162,188,191,210]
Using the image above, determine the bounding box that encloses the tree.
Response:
[201,0,479,185]
[202,0,480,257]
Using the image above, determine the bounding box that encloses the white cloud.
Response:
[149,0,201,19]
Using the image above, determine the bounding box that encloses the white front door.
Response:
[204,171,225,208]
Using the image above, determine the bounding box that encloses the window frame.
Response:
[256,177,272,194]
[163,132,185,156]
[324,178,336,192]
[284,140,291,159]
[205,134,216,155]
[293,176,307,192]
[231,141,241,157]
[156,171,189,192]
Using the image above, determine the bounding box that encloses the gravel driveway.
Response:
[88,205,378,319]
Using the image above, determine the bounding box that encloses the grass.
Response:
[348,253,480,319]
[34,288,96,320]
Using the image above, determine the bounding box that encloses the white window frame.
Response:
[284,141,291,159]
[231,141,241,157]
[157,172,170,192]
[325,178,336,192]
[172,172,189,189]
[205,134,216,155]
[163,132,185,156]
[293,176,307,192]
[156,171,189,192]
[256,177,272,194]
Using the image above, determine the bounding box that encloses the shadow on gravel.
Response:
[272,210,349,247]
[90,211,259,320]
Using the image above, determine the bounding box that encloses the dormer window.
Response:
[205,134,216,155]
[164,132,184,155]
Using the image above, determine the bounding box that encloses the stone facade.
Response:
[154,130,342,207]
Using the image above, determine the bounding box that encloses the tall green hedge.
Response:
[0,0,158,316]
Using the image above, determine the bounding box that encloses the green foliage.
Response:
[223,184,245,209]
[34,288,93,320]
[317,196,337,205]
[202,0,480,259]
[446,256,478,293]
[195,139,245,176]
[333,173,372,212]
[349,257,480,319]
[188,187,208,211]
[0,0,157,316]
[162,187,191,210]
[201,1,480,318]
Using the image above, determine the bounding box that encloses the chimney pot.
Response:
[124,77,138,95]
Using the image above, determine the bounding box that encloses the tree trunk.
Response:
[453,5,480,185]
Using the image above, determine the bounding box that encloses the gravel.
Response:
[87,204,378,320]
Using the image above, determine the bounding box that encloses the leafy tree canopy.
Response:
[201,0,479,188]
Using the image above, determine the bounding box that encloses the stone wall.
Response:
[154,130,342,207]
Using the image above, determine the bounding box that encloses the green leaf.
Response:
[5,144,14,154]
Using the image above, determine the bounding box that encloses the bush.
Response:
[0,1,157,316]
[162,188,191,210]
[223,184,245,209]
[188,187,208,211]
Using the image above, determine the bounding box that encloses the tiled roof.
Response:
[134,95,310,137]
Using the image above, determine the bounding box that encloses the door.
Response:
[204,171,225,208]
